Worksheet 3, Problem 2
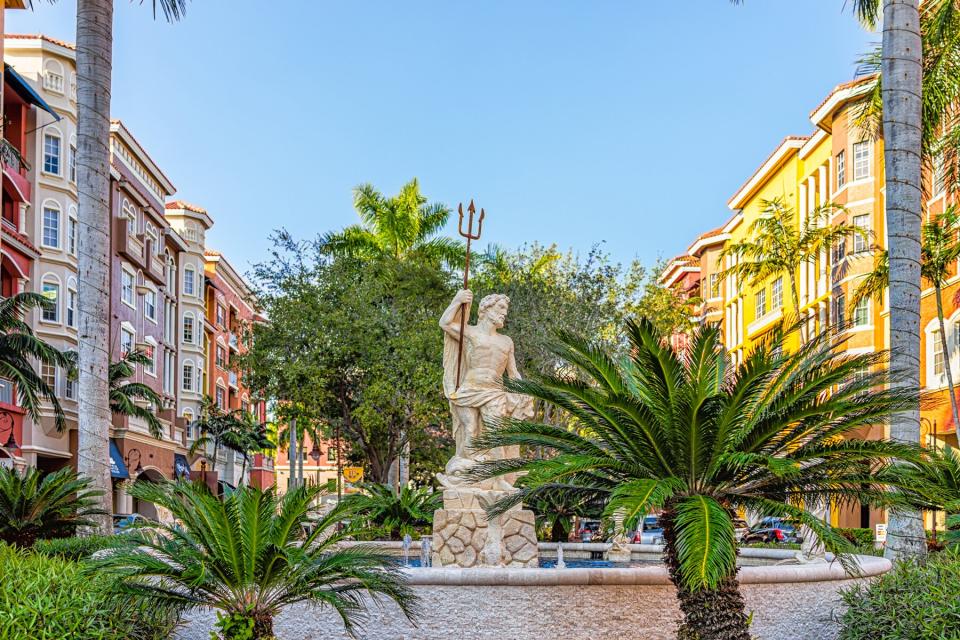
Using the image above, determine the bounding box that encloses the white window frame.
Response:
[184,266,196,296]
[67,213,78,256]
[755,288,767,319]
[934,329,946,377]
[853,141,871,181]
[66,287,77,328]
[853,297,870,327]
[143,338,158,377]
[40,362,56,390]
[41,205,61,249]
[69,144,77,183]
[121,269,136,309]
[836,150,846,189]
[120,325,135,358]
[40,279,60,323]
[42,133,61,175]
[144,288,158,323]
[771,277,783,310]
[852,213,871,253]
[182,361,195,392]
[182,313,195,345]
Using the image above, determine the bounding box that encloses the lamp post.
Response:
[309,442,321,489]
[920,417,939,543]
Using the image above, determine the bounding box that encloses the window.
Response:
[182,315,194,345]
[755,288,767,319]
[67,216,77,255]
[41,281,59,322]
[771,277,783,310]
[43,134,61,174]
[66,289,77,328]
[836,150,846,189]
[832,237,846,263]
[934,330,946,376]
[122,201,137,235]
[182,362,194,392]
[216,304,225,327]
[184,266,195,296]
[853,298,869,327]
[69,145,76,183]
[852,214,871,253]
[835,294,846,331]
[853,141,871,180]
[145,224,159,255]
[215,386,226,409]
[41,363,56,390]
[121,270,135,307]
[144,344,156,375]
[216,345,226,369]
[241,400,249,415]
[144,289,157,322]
[327,447,337,463]
[120,327,135,357]
[167,256,176,290]
[65,374,77,400]
[42,206,60,248]
[934,153,947,195]
[709,273,720,298]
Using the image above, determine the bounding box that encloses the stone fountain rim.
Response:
[395,551,891,586]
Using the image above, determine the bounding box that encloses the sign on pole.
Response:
[343,466,363,484]
[875,523,887,545]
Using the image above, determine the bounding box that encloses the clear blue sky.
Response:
[9,1,876,273]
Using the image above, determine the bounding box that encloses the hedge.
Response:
[33,535,130,561]
[838,548,960,639]
[0,543,179,640]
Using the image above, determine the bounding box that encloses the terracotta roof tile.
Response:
[165,200,207,214]
[204,249,221,257]
[5,33,75,51]
[808,74,877,120]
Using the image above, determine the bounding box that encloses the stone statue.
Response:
[437,289,534,490]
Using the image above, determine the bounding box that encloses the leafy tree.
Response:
[319,178,463,267]
[0,467,105,548]
[109,349,165,438]
[0,292,71,431]
[91,480,417,640]
[525,485,604,543]
[342,483,442,540]
[187,397,246,472]
[469,319,924,640]
[719,197,860,343]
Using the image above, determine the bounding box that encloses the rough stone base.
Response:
[431,489,538,567]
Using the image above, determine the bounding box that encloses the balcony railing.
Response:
[0,139,29,174]
[0,379,12,405]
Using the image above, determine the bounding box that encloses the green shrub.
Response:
[838,548,960,639]
[33,535,129,561]
[835,528,874,547]
[0,543,179,640]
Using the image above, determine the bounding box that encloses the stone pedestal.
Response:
[431,489,539,568]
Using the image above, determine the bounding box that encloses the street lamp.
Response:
[309,443,321,488]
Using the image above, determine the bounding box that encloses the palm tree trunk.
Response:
[882,0,927,561]
[251,611,273,640]
[239,455,248,486]
[660,509,750,640]
[211,439,219,472]
[935,286,960,433]
[75,0,115,533]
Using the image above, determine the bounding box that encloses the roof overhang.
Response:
[688,232,730,257]
[809,78,874,133]
[727,138,806,210]
[659,260,700,288]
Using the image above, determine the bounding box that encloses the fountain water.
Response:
[555,543,566,569]
[402,534,412,566]
[418,535,433,567]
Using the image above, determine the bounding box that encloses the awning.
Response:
[173,454,191,480]
[109,440,129,479]
[4,64,60,121]
[218,480,235,496]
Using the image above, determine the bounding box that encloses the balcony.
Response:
[0,379,13,405]
[0,138,29,175]
[228,332,239,352]
[228,371,238,389]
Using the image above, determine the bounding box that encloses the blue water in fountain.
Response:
[399,557,652,569]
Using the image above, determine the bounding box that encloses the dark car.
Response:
[742,517,803,544]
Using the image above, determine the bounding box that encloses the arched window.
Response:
[41,200,61,249]
[67,206,78,256]
[183,265,196,296]
[182,311,195,345]
[182,360,195,392]
[121,199,137,235]
[165,251,175,290]
[39,274,61,323]
[66,277,77,328]
[42,129,62,175]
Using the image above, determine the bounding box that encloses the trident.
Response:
[456,200,484,389]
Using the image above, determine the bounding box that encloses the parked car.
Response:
[742,517,802,544]
[113,513,153,535]
[578,520,602,542]
[630,515,664,545]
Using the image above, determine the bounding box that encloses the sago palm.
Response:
[110,349,165,438]
[342,483,442,540]
[92,480,417,640]
[0,466,105,548]
[469,318,922,640]
[320,178,463,267]
[0,292,71,431]
[718,197,861,343]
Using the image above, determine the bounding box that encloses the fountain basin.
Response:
[176,547,888,640]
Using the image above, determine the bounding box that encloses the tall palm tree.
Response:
[221,412,271,485]
[0,292,71,431]
[74,0,188,533]
[718,197,859,343]
[469,319,923,640]
[186,396,243,473]
[93,480,417,639]
[319,178,463,267]
[109,349,165,439]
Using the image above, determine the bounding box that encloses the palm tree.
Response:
[93,480,417,639]
[72,0,188,533]
[319,178,464,267]
[342,483,442,541]
[109,349,165,439]
[221,412,271,485]
[0,466,105,548]
[718,197,859,343]
[186,397,244,472]
[0,292,71,431]
[468,319,923,640]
